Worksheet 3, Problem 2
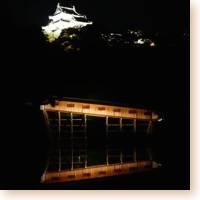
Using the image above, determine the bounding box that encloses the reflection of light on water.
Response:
[41,113,162,183]
[158,118,163,122]
[44,130,162,171]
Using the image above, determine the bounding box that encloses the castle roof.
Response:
[54,3,84,17]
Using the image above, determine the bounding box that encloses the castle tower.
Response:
[42,2,93,41]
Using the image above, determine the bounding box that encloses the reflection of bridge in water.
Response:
[40,98,162,184]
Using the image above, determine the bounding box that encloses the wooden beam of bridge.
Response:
[41,160,160,184]
[40,100,159,121]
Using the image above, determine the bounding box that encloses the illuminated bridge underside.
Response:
[41,100,159,121]
[41,161,159,184]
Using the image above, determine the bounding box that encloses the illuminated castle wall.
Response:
[42,3,93,41]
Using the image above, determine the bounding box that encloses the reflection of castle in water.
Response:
[41,98,162,184]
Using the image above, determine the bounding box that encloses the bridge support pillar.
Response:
[42,110,50,130]
[133,147,137,162]
[120,151,123,164]
[58,148,61,172]
[120,118,122,131]
[106,147,109,165]
[133,119,136,133]
[147,120,153,135]
[106,116,108,135]
[84,114,87,133]
[71,113,74,170]
[58,111,61,139]
[58,112,61,172]
[84,114,87,168]
[147,148,153,161]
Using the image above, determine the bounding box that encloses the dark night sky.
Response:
[6,0,188,33]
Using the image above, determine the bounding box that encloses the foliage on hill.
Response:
[43,25,157,53]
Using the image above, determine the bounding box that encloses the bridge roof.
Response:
[54,97,154,111]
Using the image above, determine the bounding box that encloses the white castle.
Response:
[42,2,93,41]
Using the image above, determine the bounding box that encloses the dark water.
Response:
[46,122,159,172]
[40,117,182,189]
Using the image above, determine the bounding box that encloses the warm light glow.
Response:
[41,161,160,183]
[42,3,93,42]
[40,100,159,120]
